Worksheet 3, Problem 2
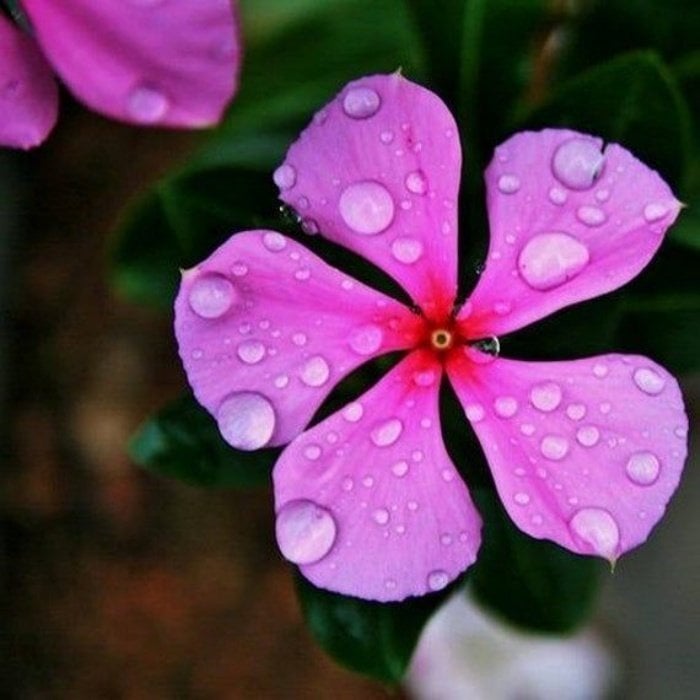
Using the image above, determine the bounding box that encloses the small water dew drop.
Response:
[625,451,661,485]
[465,404,485,423]
[540,435,570,461]
[301,356,330,387]
[349,324,384,356]
[303,444,322,461]
[552,138,605,190]
[342,86,381,119]
[262,231,287,252]
[494,396,518,418]
[273,164,296,190]
[127,83,169,123]
[237,339,266,365]
[339,181,395,235]
[188,273,236,319]
[548,187,568,205]
[391,460,409,478]
[576,425,600,447]
[566,403,587,421]
[577,205,607,227]
[343,402,364,422]
[391,236,424,264]
[530,382,563,412]
[633,367,666,395]
[643,202,669,222]
[497,174,521,194]
[405,170,428,195]
[569,507,620,560]
[370,418,403,447]
[514,492,531,506]
[380,130,394,144]
[372,508,390,525]
[276,499,337,564]
[427,570,450,592]
[413,369,437,387]
[217,392,276,450]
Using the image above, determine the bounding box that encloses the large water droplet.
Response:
[576,425,600,447]
[342,86,381,118]
[518,232,589,291]
[530,382,563,412]
[262,231,287,252]
[540,435,570,460]
[427,570,450,592]
[273,164,296,190]
[405,170,428,195]
[494,396,518,418]
[625,451,661,485]
[349,324,383,355]
[552,138,604,190]
[497,174,521,194]
[127,84,170,123]
[391,237,424,264]
[217,392,276,450]
[237,339,266,365]
[339,181,395,235]
[370,418,403,447]
[188,273,236,319]
[301,356,330,387]
[633,367,665,395]
[276,499,337,564]
[569,507,620,559]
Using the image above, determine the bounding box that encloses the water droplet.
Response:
[577,205,607,227]
[427,570,450,592]
[540,435,570,461]
[231,261,248,277]
[407,500,419,512]
[275,499,337,564]
[569,507,620,559]
[405,170,428,195]
[304,444,322,461]
[494,396,518,418]
[188,273,236,319]
[391,460,409,477]
[273,164,296,190]
[339,181,395,235]
[301,219,319,235]
[566,403,587,421]
[468,337,500,362]
[342,86,381,118]
[127,84,169,123]
[548,187,568,205]
[514,492,531,505]
[262,231,287,252]
[274,374,289,389]
[237,339,265,365]
[576,425,600,447]
[217,392,276,450]
[291,332,308,347]
[343,402,364,422]
[599,402,612,415]
[380,130,394,144]
[493,301,512,316]
[294,267,311,281]
[341,477,354,492]
[518,232,589,291]
[362,475,375,488]
[391,237,424,264]
[372,508,390,525]
[552,138,604,190]
[413,369,437,387]
[370,418,403,447]
[441,469,455,482]
[592,363,609,378]
[465,404,485,422]
[301,356,330,387]
[530,382,563,412]
[625,451,661,485]
[349,324,384,355]
[643,203,668,222]
[520,423,536,436]
[633,367,665,395]
[497,174,521,194]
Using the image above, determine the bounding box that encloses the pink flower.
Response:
[0,0,240,149]
[174,74,688,602]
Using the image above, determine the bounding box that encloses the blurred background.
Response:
[1,0,699,697]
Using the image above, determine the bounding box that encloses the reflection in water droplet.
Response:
[342,86,381,118]
[188,273,236,319]
[633,367,665,395]
[370,418,403,447]
[569,507,620,559]
[626,451,661,485]
[217,392,276,450]
[552,138,604,190]
[339,181,395,235]
[276,499,337,564]
[518,232,589,291]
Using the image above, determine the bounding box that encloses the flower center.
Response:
[430,328,454,351]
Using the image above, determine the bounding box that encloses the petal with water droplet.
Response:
[175,230,421,446]
[22,0,240,127]
[447,352,687,560]
[461,129,681,337]
[274,351,481,601]
[275,73,461,310]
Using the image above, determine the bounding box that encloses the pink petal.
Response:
[447,350,687,562]
[22,0,240,128]
[174,230,422,450]
[276,73,461,315]
[273,351,481,601]
[461,129,682,337]
[0,13,58,149]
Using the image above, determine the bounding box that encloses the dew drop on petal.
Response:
[237,339,266,365]
[552,138,605,190]
[530,382,563,412]
[343,402,364,422]
[625,451,661,485]
[339,181,395,235]
[569,507,620,559]
[405,170,428,195]
[217,392,276,450]
[494,396,518,418]
[548,187,568,205]
[576,425,600,447]
[540,435,570,461]
[301,356,330,387]
[273,164,297,190]
[275,499,337,564]
[127,84,169,123]
[370,418,403,447]
[188,273,236,319]
[380,130,394,144]
[592,363,609,378]
[497,174,521,194]
[349,324,384,355]
[303,444,322,461]
[413,369,437,387]
[577,205,607,227]
[392,460,409,477]
[342,86,381,119]
[643,202,669,222]
[427,570,450,592]
[465,404,485,422]
[633,367,666,395]
[372,508,390,525]
[514,492,531,505]
[391,237,424,264]
[262,231,287,252]
[518,232,589,291]
[566,403,587,421]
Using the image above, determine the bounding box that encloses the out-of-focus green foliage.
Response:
[112,0,700,682]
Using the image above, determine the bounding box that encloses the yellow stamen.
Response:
[430,329,453,350]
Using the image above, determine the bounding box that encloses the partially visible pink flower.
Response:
[174,74,688,602]
[0,0,240,149]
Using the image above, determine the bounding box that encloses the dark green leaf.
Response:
[296,574,449,683]
[130,394,277,488]
[470,490,604,633]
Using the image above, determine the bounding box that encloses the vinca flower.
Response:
[175,74,687,601]
[0,0,240,149]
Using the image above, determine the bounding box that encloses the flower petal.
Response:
[22,0,240,128]
[276,73,461,313]
[273,351,482,601]
[447,350,687,562]
[461,129,682,336]
[175,230,422,449]
[0,13,58,149]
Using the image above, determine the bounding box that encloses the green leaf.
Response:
[470,490,604,633]
[517,51,692,186]
[670,203,700,251]
[296,574,448,683]
[130,394,277,488]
